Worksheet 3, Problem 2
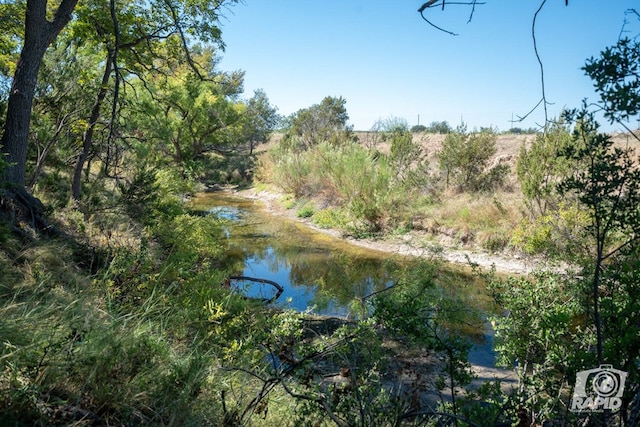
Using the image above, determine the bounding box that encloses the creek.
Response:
[189,192,496,315]
[189,192,508,374]
[190,192,405,317]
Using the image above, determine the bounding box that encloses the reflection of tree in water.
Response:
[196,195,413,314]
[288,251,398,311]
[223,211,401,313]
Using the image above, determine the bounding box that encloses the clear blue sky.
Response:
[218,1,640,131]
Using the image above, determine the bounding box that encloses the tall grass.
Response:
[258,132,528,250]
[0,237,230,425]
[0,186,285,425]
[260,141,430,232]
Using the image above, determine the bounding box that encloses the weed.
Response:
[296,204,315,218]
[312,208,348,229]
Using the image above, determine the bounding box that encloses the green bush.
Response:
[511,201,589,256]
[296,204,314,218]
[264,141,421,232]
[516,120,574,216]
[437,126,507,192]
[311,208,348,229]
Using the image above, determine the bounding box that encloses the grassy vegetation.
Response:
[257,127,523,252]
[3,119,639,425]
[0,156,298,425]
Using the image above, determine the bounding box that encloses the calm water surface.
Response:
[189,192,493,319]
[189,192,505,369]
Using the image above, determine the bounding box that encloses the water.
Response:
[192,193,402,317]
[188,192,518,380]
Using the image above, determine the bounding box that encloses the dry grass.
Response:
[258,132,533,251]
[413,190,524,251]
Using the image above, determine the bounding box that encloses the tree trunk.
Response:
[0,0,79,188]
[71,53,113,201]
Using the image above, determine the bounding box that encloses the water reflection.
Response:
[190,193,400,317]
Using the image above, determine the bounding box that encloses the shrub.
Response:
[311,208,348,229]
[510,201,589,256]
[437,126,506,192]
[262,139,424,232]
[296,204,314,218]
[516,120,574,216]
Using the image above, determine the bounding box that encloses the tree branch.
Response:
[418,1,487,36]
[532,0,549,127]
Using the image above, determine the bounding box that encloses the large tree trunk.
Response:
[0,0,79,188]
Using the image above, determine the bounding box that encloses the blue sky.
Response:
[218,1,640,131]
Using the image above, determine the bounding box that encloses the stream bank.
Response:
[230,186,554,275]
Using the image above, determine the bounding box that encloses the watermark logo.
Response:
[571,364,627,412]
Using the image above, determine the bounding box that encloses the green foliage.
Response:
[426,120,453,134]
[388,125,429,186]
[155,213,226,260]
[295,203,314,218]
[281,96,355,151]
[129,48,245,170]
[516,119,575,216]
[511,201,589,256]
[598,247,640,381]
[240,89,279,153]
[558,109,640,364]
[0,0,23,76]
[0,152,8,178]
[507,127,539,134]
[267,141,399,231]
[437,125,508,192]
[489,271,591,425]
[373,261,481,412]
[311,207,349,229]
[558,111,640,257]
[0,238,231,425]
[265,129,433,233]
[583,37,640,123]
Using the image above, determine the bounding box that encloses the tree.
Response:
[0,0,240,203]
[66,0,240,201]
[426,120,452,134]
[516,119,573,216]
[384,120,428,186]
[129,48,245,172]
[583,36,640,133]
[489,271,588,425]
[558,110,640,365]
[437,125,507,192]
[241,89,279,155]
[282,96,353,151]
[28,41,99,189]
[0,0,79,189]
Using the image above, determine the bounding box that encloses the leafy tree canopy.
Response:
[282,96,354,151]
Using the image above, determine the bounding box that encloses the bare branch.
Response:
[512,98,544,123]
[532,0,549,127]
[467,0,480,24]
[419,9,458,36]
[583,101,640,143]
[418,1,486,36]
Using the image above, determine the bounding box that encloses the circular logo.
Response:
[592,371,618,397]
